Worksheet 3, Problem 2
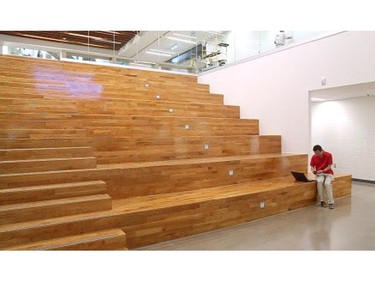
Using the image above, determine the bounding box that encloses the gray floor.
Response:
[139,181,375,250]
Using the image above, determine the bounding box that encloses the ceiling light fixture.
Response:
[66,32,121,44]
[66,32,103,40]
[145,51,172,57]
[149,48,175,55]
[134,60,156,65]
[207,31,224,35]
[172,33,197,39]
[166,36,196,44]
[129,62,153,68]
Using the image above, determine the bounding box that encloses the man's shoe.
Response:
[329,204,335,209]
[320,201,327,208]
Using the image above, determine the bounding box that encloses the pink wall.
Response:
[198,31,375,153]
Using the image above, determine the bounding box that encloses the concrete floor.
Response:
[139,181,375,250]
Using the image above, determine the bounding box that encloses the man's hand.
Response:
[316,170,324,174]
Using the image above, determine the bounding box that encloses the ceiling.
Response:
[310,81,375,102]
[0,30,228,70]
[118,31,227,66]
[0,31,138,50]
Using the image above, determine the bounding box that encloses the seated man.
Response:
[310,145,335,209]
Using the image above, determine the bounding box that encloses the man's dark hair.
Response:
[313,145,323,152]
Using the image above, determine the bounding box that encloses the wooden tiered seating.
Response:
[0,55,352,250]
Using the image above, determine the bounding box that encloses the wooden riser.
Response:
[0,96,223,110]
[85,125,257,138]
[0,157,97,174]
[0,139,89,149]
[93,135,281,164]
[123,188,290,248]
[0,147,93,161]
[0,67,201,83]
[6,228,127,250]
[0,88,223,105]
[0,129,88,139]
[0,104,239,119]
[0,105,78,114]
[0,211,118,249]
[119,175,353,248]
[0,180,107,205]
[0,194,112,225]
[0,118,259,137]
[0,135,281,163]
[0,154,308,198]
[0,94,223,109]
[0,72,205,91]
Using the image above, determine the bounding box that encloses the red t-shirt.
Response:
[310,151,334,175]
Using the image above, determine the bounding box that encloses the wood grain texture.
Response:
[0,154,308,198]
[0,194,112,225]
[0,180,107,205]
[0,175,351,249]
[5,228,127,250]
[0,55,352,250]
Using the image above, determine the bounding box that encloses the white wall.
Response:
[311,96,375,180]
[198,31,375,155]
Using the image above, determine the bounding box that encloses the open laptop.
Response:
[290,171,315,182]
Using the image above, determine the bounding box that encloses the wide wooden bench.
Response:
[0,174,351,249]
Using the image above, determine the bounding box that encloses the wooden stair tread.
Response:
[0,96,223,107]
[0,180,106,192]
[0,206,115,233]
[0,180,107,205]
[97,153,298,169]
[109,173,349,213]
[0,194,111,212]
[0,157,96,164]
[0,153,300,177]
[0,146,93,152]
[111,177,300,213]
[0,177,298,233]
[5,228,126,250]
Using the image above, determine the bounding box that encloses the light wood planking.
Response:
[0,154,308,198]
[5,228,127,250]
[0,55,352,250]
[0,174,351,249]
[0,194,112,225]
[0,180,107,205]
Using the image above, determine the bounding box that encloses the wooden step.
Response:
[0,138,88,149]
[0,90,224,106]
[0,180,107,205]
[0,157,97,174]
[0,116,258,136]
[0,194,112,225]
[0,119,84,129]
[0,101,238,118]
[106,101,239,118]
[0,175,351,249]
[0,84,215,105]
[0,147,93,161]
[113,174,352,249]
[0,154,308,198]
[5,228,127,250]
[0,135,280,163]
[84,119,258,138]
[0,129,87,139]
[92,135,281,163]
